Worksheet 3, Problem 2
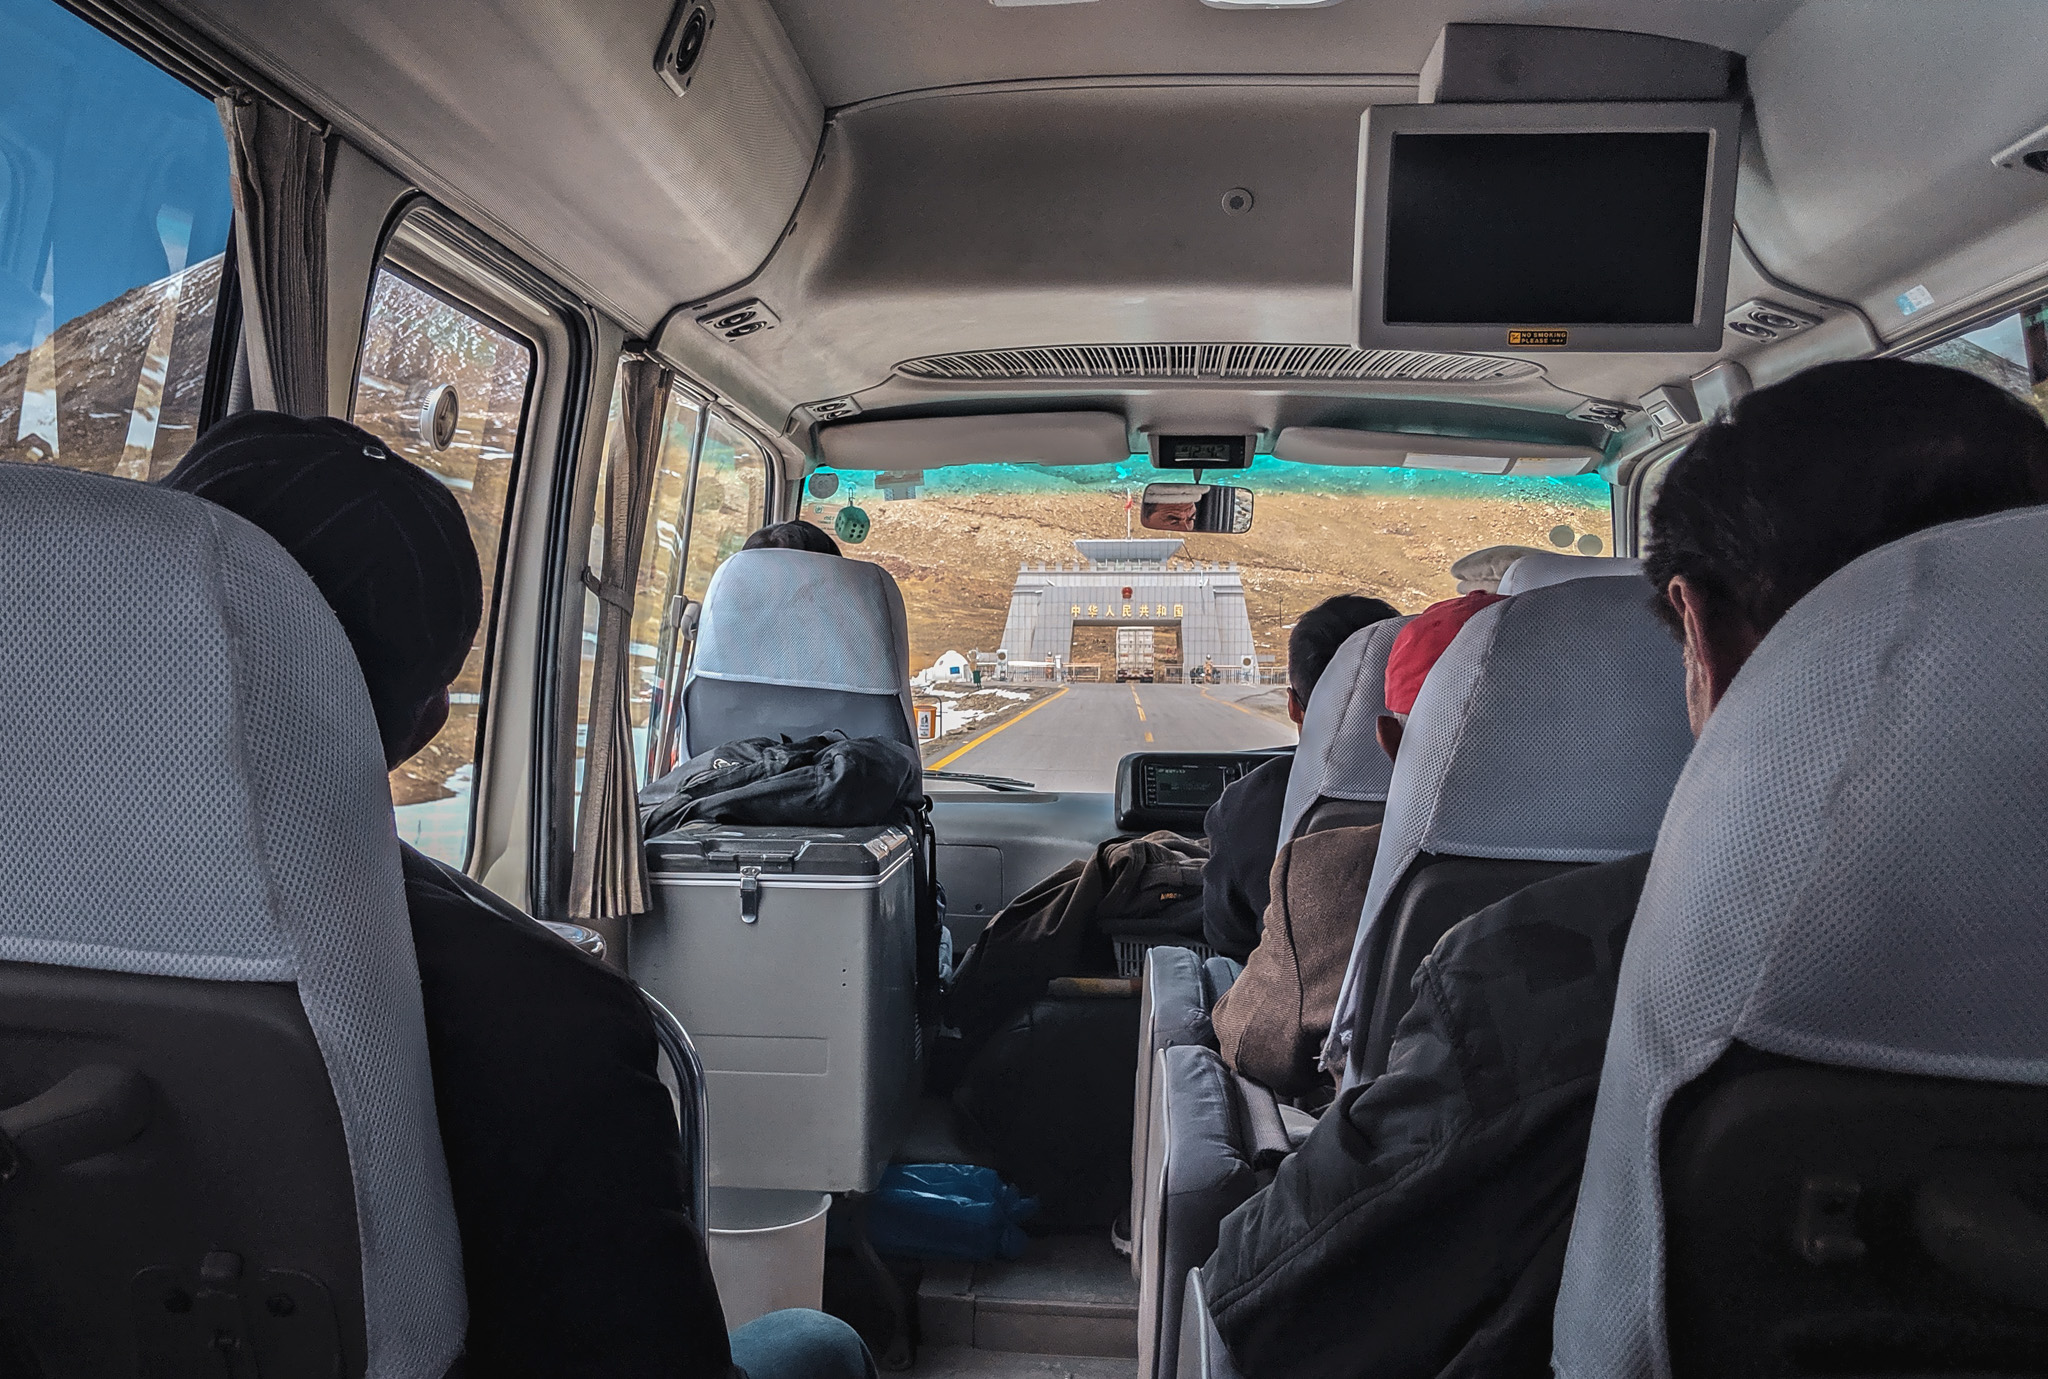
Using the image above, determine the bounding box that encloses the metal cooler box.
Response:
[634,822,920,1193]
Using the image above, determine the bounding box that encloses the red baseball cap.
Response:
[1383,591,1508,716]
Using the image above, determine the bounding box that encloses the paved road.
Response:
[937,682,1297,792]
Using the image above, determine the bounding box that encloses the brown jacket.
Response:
[1211,824,1380,1096]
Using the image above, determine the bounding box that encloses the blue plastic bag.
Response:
[861,1164,1037,1261]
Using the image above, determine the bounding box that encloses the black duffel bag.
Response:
[640,730,923,835]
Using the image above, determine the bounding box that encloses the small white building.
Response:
[915,650,973,688]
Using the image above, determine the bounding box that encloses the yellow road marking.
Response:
[930,686,1072,770]
[1136,706,1147,722]
[1145,731,1154,742]
[1202,686,1274,721]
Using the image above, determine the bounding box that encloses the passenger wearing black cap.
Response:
[162,412,874,1379]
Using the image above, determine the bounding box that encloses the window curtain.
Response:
[569,358,671,947]
[215,92,331,417]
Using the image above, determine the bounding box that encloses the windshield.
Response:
[810,456,1610,791]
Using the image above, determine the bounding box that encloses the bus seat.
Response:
[1129,618,1407,1277]
[1557,505,2048,1379]
[1275,615,1414,843]
[0,464,465,1377]
[1497,552,1645,595]
[1327,575,1693,1086]
[682,547,917,755]
[1130,948,1240,1276]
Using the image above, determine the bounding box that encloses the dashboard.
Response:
[1114,749,1291,835]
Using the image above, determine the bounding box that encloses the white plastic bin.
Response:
[706,1187,832,1328]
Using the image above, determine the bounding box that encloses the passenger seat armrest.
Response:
[1203,957,1242,1006]
[1226,1071,1292,1173]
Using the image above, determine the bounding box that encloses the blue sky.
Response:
[1,0,232,358]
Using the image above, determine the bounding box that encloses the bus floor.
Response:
[912,1233,1137,1377]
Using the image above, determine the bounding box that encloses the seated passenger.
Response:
[1202,593,1399,961]
[743,517,841,555]
[1199,359,2048,1379]
[162,412,873,1379]
[1212,592,1501,1096]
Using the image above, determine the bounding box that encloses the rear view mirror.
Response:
[1139,483,1254,535]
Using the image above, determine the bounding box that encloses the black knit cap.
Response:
[160,410,483,762]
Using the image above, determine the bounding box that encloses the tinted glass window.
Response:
[812,456,1610,790]
[352,266,534,865]
[681,414,770,603]
[630,391,703,783]
[1904,302,2048,425]
[0,0,232,476]
[574,379,706,805]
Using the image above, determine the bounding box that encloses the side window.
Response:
[681,414,770,604]
[352,266,535,866]
[577,394,766,800]
[1903,301,2048,425]
[630,391,704,782]
[1,0,232,475]
[573,382,703,806]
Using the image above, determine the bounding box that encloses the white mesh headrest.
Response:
[1498,552,1644,595]
[0,463,464,1377]
[691,547,913,704]
[1326,575,1693,1080]
[1278,616,1412,842]
[1555,505,2048,1379]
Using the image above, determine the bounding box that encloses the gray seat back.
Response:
[1324,576,1694,1086]
[0,464,464,1378]
[683,547,916,755]
[1276,616,1412,844]
[1555,506,2048,1379]
[1497,552,1644,594]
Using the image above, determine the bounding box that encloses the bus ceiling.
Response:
[146,0,2048,463]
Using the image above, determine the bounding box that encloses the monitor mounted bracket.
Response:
[1418,24,1745,106]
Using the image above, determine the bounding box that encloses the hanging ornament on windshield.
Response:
[835,504,871,544]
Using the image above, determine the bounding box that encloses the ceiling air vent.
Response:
[804,396,861,422]
[894,343,1540,385]
[1724,298,1820,344]
[1567,398,1634,432]
[697,298,778,344]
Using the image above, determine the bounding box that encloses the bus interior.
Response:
[4,0,2048,1375]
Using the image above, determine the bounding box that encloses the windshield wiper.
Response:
[923,768,1039,793]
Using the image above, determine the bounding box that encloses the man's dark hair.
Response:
[742,519,840,556]
[1289,594,1402,698]
[1645,358,2048,639]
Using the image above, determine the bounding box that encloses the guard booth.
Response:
[996,539,1257,683]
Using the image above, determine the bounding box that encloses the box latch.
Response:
[738,866,761,925]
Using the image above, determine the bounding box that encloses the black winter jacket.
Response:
[1203,853,1653,1379]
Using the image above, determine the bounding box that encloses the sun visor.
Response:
[1272,427,1602,475]
[817,412,1130,469]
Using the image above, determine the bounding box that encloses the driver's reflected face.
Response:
[1145,502,1197,531]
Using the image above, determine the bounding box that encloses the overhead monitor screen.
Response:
[1384,131,1710,327]
[1354,102,1739,353]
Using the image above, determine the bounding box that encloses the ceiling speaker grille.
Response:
[895,343,1540,385]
